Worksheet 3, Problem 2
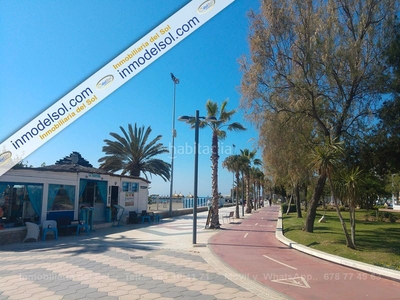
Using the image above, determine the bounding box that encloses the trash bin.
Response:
[105,207,111,223]
[129,211,138,224]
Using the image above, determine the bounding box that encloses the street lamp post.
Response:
[178,111,216,244]
[192,110,200,244]
[232,144,235,203]
[242,174,245,217]
[169,73,179,216]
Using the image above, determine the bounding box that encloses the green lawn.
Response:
[282,208,400,271]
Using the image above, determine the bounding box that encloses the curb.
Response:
[275,208,400,282]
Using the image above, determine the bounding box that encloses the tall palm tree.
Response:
[253,167,264,209]
[200,100,246,228]
[240,149,262,213]
[98,124,171,181]
[250,167,259,210]
[222,154,248,218]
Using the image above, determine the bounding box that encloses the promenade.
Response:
[0,206,399,299]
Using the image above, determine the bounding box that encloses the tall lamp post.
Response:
[232,144,235,203]
[169,73,179,215]
[242,173,245,217]
[178,110,216,244]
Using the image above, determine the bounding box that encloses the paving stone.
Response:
[84,291,110,298]
[95,296,119,300]
[158,291,183,298]
[181,290,202,297]
[55,288,80,296]
[165,286,188,293]
[69,287,98,299]
[148,286,170,294]
[192,295,220,300]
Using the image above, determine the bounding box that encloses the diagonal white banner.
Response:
[0,0,235,177]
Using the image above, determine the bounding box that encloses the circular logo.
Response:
[197,0,216,14]
[96,75,114,90]
[0,151,12,166]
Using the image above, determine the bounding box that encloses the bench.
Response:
[222,211,234,224]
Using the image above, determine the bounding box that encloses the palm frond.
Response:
[98,123,171,181]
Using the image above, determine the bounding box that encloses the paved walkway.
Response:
[0,208,284,300]
[0,206,399,299]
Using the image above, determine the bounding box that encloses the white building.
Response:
[0,164,149,230]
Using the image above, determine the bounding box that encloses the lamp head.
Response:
[178,116,192,122]
[178,115,217,123]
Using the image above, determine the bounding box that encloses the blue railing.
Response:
[182,197,209,209]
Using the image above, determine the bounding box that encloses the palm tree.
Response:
[98,124,171,181]
[335,166,363,247]
[222,154,248,218]
[200,100,246,228]
[250,167,259,210]
[310,139,356,249]
[251,167,264,210]
[240,149,262,213]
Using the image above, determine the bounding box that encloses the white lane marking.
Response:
[263,255,297,270]
[244,233,249,238]
[272,277,310,288]
[255,223,258,226]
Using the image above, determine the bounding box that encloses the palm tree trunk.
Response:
[328,177,356,249]
[253,181,257,210]
[246,174,252,213]
[235,172,240,219]
[349,206,356,246]
[210,133,220,228]
[333,197,356,249]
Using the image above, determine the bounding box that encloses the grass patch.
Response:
[283,209,400,271]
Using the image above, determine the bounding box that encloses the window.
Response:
[0,183,43,227]
[122,181,138,192]
[79,180,107,206]
[48,184,75,211]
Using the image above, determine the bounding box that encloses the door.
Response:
[110,186,119,221]
[79,180,107,222]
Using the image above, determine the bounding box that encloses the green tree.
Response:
[98,124,171,181]
[240,0,398,232]
[12,160,32,169]
[222,154,249,218]
[259,111,312,218]
[240,149,262,213]
[200,100,246,229]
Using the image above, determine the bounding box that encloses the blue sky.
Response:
[0,0,261,197]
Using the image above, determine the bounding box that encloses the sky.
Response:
[0,0,262,197]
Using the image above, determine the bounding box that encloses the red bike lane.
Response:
[209,206,400,300]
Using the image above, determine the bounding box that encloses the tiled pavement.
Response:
[0,208,288,300]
